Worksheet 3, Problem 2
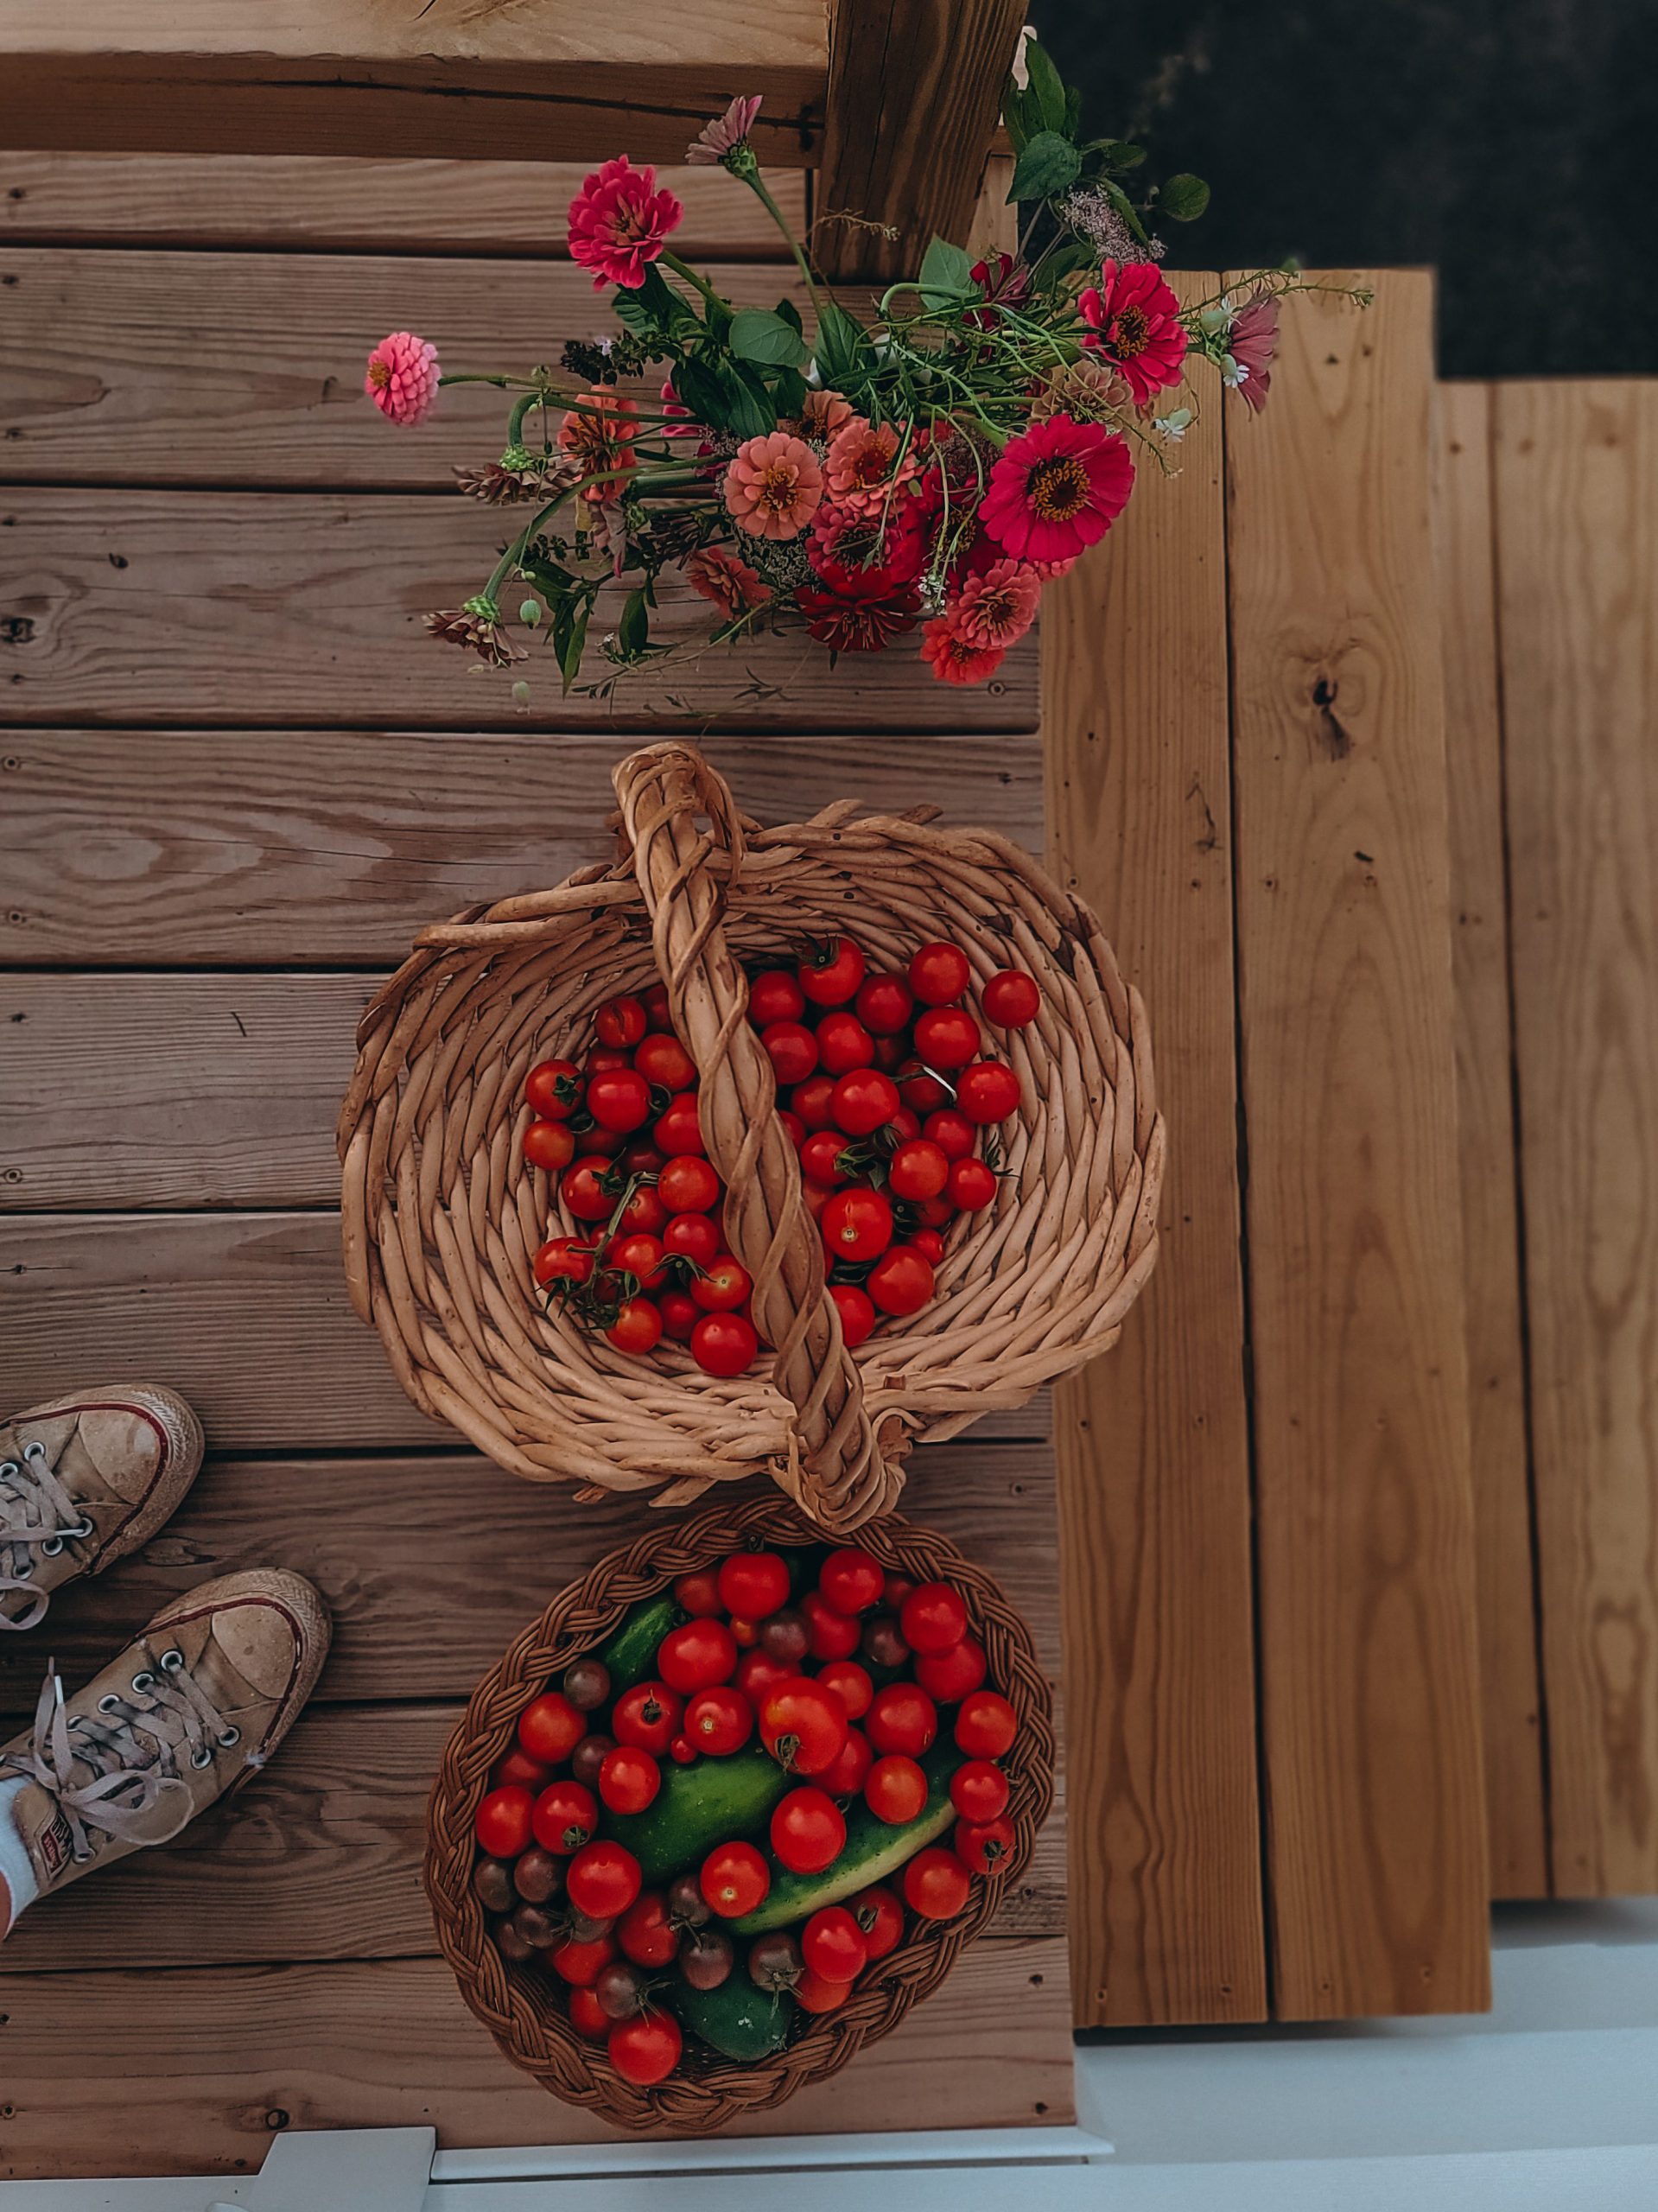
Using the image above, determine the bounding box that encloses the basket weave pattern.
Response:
[339,741,1163,1531]
[424,1495,1055,2133]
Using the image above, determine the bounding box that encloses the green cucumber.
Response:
[729,1741,964,1934]
[593,1592,678,1692]
[672,1972,797,2063]
[604,1745,791,1885]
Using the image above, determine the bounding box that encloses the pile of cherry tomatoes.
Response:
[521,935,1042,1379]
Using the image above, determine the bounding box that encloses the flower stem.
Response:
[740,173,824,322]
[660,251,727,310]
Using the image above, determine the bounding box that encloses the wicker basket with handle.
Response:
[424,1493,1054,2133]
[338,741,1162,1533]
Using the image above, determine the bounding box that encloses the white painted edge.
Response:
[430,2124,1110,2180]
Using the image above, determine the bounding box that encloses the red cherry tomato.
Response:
[903,1846,973,1919]
[801,1589,863,1662]
[617,1890,680,1968]
[771,1785,847,1874]
[566,1839,642,1921]
[830,1069,900,1139]
[923,1108,976,1160]
[887,1138,950,1202]
[948,1157,998,1211]
[801,1904,867,1982]
[748,969,807,1027]
[899,1581,970,1655]
[816,1724,873,1796]
[598,1746,661,1815]
[915,1635,988,1703]
[588,1046,631,1074]
[684,1685,754,1757]
[830,1281,878,1348]
[561,1160,616,1223]
[864,1753,928,1825]
[778,1108,806,1150]
[736,1647,794,1704]
[907,942,971,1006]
[956,1061,1021,1125]
[718,1552,791,1618]
[492,1744,553,1795]
[664,1211,721,1267]
[607,1232,667,1289]
[911,1228,946,1265]
[532,1778,600,1854]
[613,1681,682,1757]
[798,938,867,1007]
[654,1096,706,1157]
[761,1020,819,1085]
[657,1154,719,1213]
[673,1568,724,1617]
[700,1840,770,1918]
[474,1785,533,1858]
[567,1984,611,2039]
[759,1677,849,1776]
[914,1007,981,1070]
[819,1550,885,1616]
[690,1313,759,1377]
[518,1692,587,1764]
[800,1129,853,1187]
[607,1297,664,1355]
[670,1735,696,1764]
[641,982,672,1029]
[816,1011,875,1076]
[594,995,647,1050]
[867,1682,937,1758]
[523,1119,576,1173]
[896,1062,952,1115]
[617,1184,667,1235]
[690,1255,753,1313]
[660,1289,699,1341]
[727,1615,758,1649]
[874,1033,911,1073]
[793,1967,853,2013]
[883,1570,916,1609]
[574,1123,624,1159]
[634,1032,697,1092]
[587,1068,652,1135]
[524,1058,582,1119]
[657,1619,739,1694]
[982,969,1041,1027]
[915,1193,954,1230]
[534,1236,596,1289]
[608,2011,682,2085]
[854,973,914,1035]
[851,1883,905,1961]
[955,1689,1018,1758]
[816,1657,874,1719]
[791,1075,837,1130]
[822,1187,893,1262]
[951,1758,1011,1822]
[955,1813,1017,1875]
[549,1933,616,1986]
[867,1245,935,1316]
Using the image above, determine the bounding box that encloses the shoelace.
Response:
[0,1438,94,1632]
[1,1644,241,1862]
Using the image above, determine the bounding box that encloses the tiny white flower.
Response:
[1153,407,1194,442]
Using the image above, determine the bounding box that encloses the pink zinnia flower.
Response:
[1226,289,1280,413]
[365,331,439,426]
[685,545,772,616]
[568,156,683,291]
[809,497,926,594]
[557,391,639,500]
[798,576,920,654]
[920,614,1007,686]
[978,413,1134,564]
[825,416,920,518]
[1078,259,1189,405]
[723,430,824,540]
[953,558,1041,649]
[686,94,763,166]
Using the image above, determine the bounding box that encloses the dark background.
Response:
[1028,0,1658,378]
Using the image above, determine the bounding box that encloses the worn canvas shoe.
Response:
[0,1570,330,1897]
[0,1386,205,1631]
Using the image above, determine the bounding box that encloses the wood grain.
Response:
[816,0,1025,281]
[0,1936,1072,2177]
[1431,379,1550,1899]
[0,154,804,255]
[1495,380,1658,1895]
[1045,273,1267,2026]
[1226,271,1490,2016]
[0,248,812,487]
[0,728,1042,969]
[0,3,825,168]
[0,489,1038,734]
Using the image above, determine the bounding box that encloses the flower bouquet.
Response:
[365,38,1364,696]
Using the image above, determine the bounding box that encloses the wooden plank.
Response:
[1494,379,1658,1896]
[816,0,1025,282]
[0,489,1039,734]
[1225,271,1490,2016]
[0,153,805,256]
[0,728,1043,969]
[0,1441,1058,1713]
[0,3,825,168]
[1431,379,1551,1900]
[0,1936,1072,2175]
[0,247,816,488]
[1044,272,1267,2026]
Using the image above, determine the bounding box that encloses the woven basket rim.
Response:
[424,1491,1056,2133]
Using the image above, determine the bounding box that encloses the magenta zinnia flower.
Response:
[568,156,683,291]
[1226,289,1280,413]
[978,413,1134,564]
[365,331,439,425]
[1078,259,1188,405]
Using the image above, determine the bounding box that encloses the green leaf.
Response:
[1064,85,1083,137]
[1023,37,1070,136]
[619,587,651,658]
[729,306,810,368]
[776,297,804,335]
[1086,137,1147,173]
[720,359,778,438]
[768,365,809,420]
[612,289,660,340]
[558,601,590,693]
[671,351,732,429]
[1102,177,1152,245]
[1032,238,1095,291]
[1159,172,1211,222]
[918,233,976,307]
[814,298,871,384]
[1007,130,1082,205]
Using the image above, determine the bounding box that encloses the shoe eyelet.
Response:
[159,1649,184,1674]
[71,1847,92,1865]
[40,1535,63,1558]
[67,1518,93,1541]
[190,1745,213,1770]
[0,1461,17,1479]
[218,1726,241,1749]
[15,1560,33,1581]
[97,1694,121,1714]
[22,1441,45,1463]
[130,1670,156,1693]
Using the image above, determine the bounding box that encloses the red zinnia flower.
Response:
[798,576,920,653]
[568,156,683,291]
[808,498,926,594]
[978,413,1134,564]
[967,250,1032,331]
[919,614,1007,686]
[1077,258,1189,404]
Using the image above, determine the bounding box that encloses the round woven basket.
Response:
[339,741,1162,1533]
[425,1493,1054,2133]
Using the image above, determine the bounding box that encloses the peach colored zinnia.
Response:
[920,613,1006,686]
[365,331,440,426]
[825,416,920,518]
[724,430,823,540]
[557,391,639,500]
[953,558,1041,649]
[800,388,856,439]
[685,544,772,616]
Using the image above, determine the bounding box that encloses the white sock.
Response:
[0,1774,40,1926]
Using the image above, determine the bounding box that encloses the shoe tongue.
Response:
[9,1777,79,1891]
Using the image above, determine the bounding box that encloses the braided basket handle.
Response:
[613,743,905,1530]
